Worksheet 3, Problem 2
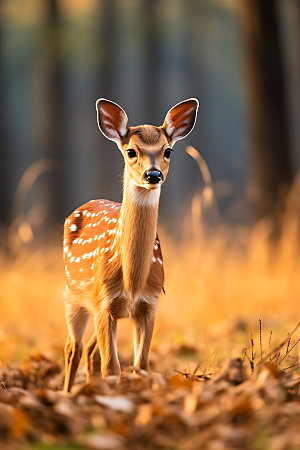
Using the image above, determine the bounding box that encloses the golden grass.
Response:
[1,180,300,371]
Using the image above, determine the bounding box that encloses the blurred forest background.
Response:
[1,0,300,245]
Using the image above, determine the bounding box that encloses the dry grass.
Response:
[1,193,300,371]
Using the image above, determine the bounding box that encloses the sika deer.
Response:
[63,98,199,391]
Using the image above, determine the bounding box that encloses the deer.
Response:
[63,98,199,392]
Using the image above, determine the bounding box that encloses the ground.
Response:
[1,221,300,449]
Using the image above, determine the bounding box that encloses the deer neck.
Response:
[118,170,160,296]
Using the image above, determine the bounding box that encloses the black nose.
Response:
[144,169,163,184]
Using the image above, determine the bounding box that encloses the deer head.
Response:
[96,98,199,190]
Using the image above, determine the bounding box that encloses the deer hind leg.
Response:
[64,304,89,392]
[133,300,156,371]
[86,333,101,382]
[95,308,121,378]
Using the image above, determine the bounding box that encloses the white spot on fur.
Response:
[108,252,118,263]
[64,246,69,253]
[70,256,75,263]
[74,213,80,217]
[70,224,77,232]
[67,252,72,258]
[157,257,163,265]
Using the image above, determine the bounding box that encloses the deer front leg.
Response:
[95,309,120,378]
[133,301,156,371]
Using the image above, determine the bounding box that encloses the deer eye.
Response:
[127,149,137,159]
[164,148,172,159]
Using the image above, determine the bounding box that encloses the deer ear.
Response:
[162,98,199,143]
[96,98,128,144]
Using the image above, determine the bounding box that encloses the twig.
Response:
[0,375,7,390]
[259,319,263,359]
[277,334,291,366]
[251,333,255,368]
[244,350,254,373]
[242,348,247,362]
[269,330,272,361]
[196,372,212,380]
[174,368,212,380]
[286,335,291,354]
[283,362,300,371]
[270,353,280,362]
[175,369,189,378]
[277,338,300,366]
[192,363,201,376]
[258,321,300,366]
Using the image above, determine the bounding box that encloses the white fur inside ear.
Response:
[165,122,187,141]
[164,119,174,138]
[102,116,121,141]
[118,114,128,139]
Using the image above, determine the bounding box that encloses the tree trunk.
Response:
[240,0,294,236]
[0,15,8,224]
[96,0,121,201]
[41,0,65,224]
[141,0,162,123]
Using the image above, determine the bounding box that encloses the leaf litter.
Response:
[0,324,300,449]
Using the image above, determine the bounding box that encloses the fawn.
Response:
[63,98,199,391]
